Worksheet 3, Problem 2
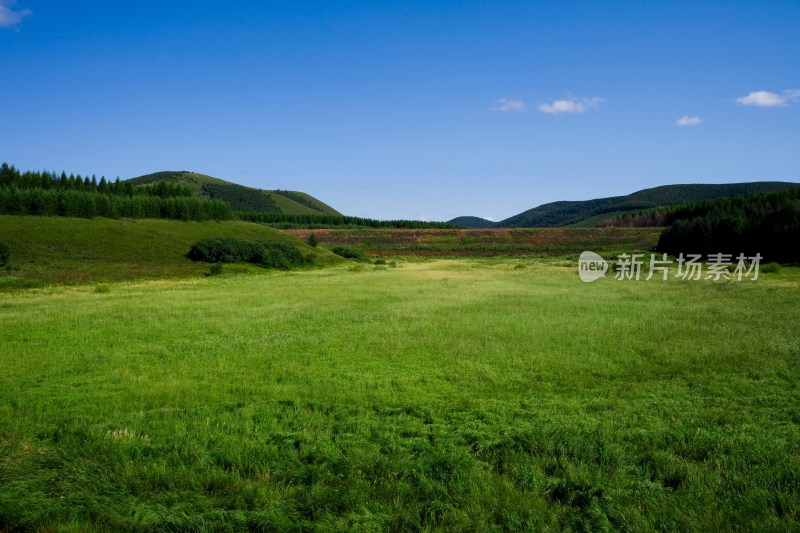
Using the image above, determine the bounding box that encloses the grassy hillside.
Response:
[447,216,495,228]
[498,198,616,228]
[127,171,342,216]
[0,216,340,287]
[489,182,800,228]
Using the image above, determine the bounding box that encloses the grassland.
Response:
[286,227,662,257]
[1,259,798,531]
[0,216,339,287]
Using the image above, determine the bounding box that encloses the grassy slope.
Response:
[493,182,800,228]
[266,191,341,216]
[127,171,342,216]
[0,215,340,286]
[125,171,228,193]
[271,190,343,216]
[0,261,798,530]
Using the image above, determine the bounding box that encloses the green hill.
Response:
[0,215,341,287]
[126,171,342,216]
[490,182,800,228]
[447,216,495,228]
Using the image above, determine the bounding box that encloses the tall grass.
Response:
[0,261,798,530]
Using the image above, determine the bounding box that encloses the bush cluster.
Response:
[0,241,9,266]
[187,237,310,269]
[332,245,366,260]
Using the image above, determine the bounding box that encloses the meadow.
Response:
[1,258,798,531]
[0,216,339,287]
[285,227,662,257]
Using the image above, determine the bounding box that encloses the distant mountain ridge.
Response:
[126,171,342,216]
[449,182,800,228]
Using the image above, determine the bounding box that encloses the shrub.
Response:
[0,241,9,266]
[187,237,263,263]
[761,263,781,274]
[188,237,310,270]
[306,233,319,247]
[208,263,223,276]
[374,258,387,265]
[332,245,366,260]
[257,241,310,270]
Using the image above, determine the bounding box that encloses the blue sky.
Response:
[1,1,798,221]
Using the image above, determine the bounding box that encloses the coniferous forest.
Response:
[0,163,456,228]
[0,163,234,221]
[656,187,800,262]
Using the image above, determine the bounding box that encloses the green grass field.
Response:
[0,216,340,287]
[1,259,798,531]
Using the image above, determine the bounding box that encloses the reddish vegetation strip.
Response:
[284,228,662,256]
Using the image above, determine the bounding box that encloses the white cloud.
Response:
[0,0,31,28]
[783,89,800,102]
[676,115,702,126]
[736,90,788,107]
[492,98,528,112]
[537,96,603,115]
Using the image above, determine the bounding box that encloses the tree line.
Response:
[1,163,193,198]
[597,208,671,228]
[1,163,456,227]
[0,187,234,221]
[656,187,800,262]
[238,211,458,229]
[1,164,232,221]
